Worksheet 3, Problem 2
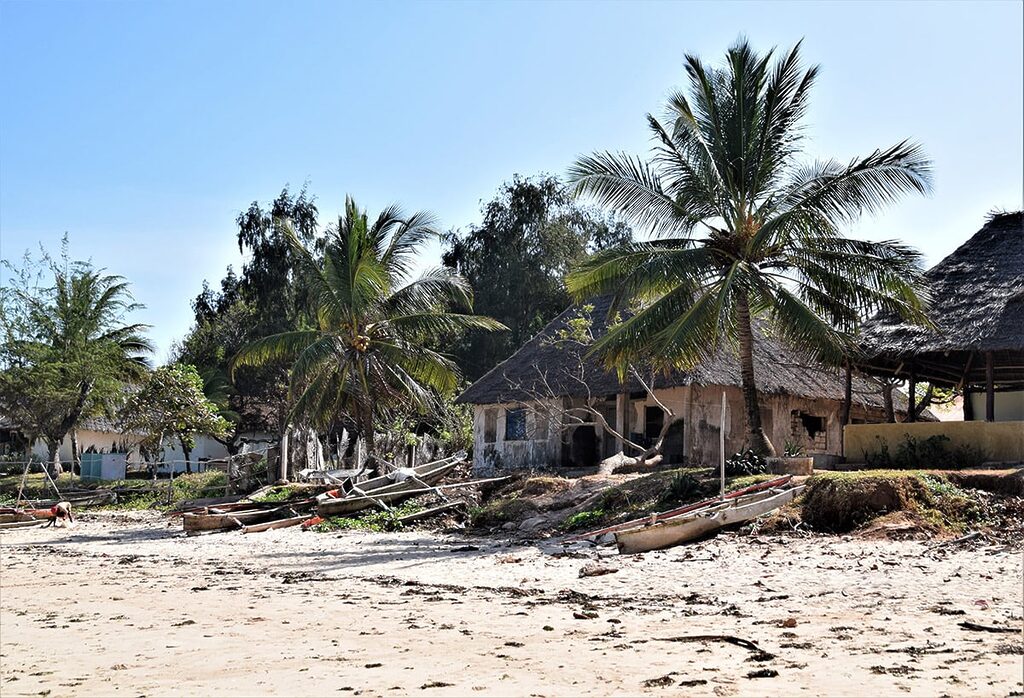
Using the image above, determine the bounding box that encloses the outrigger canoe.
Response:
[182,505,297,533]
[315,454,463,517]
[613,483,804,554]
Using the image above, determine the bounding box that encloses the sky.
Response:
[1,0,1022,361]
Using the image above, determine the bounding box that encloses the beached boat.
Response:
[315,455,462,517]
[613,484,804,554]
[182,505,293,533]
[572,476,793,542]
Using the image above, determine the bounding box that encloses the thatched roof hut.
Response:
[858,211,1024,419]
[458,294,892,411]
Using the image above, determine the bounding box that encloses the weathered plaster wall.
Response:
[471,386,891,474]
[844,421,1024,463]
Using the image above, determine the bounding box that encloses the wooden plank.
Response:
[241,515,310,534]
[0,520,46,530]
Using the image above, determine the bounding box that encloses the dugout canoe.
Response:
[614,485,805,554]
[182,505,291,533]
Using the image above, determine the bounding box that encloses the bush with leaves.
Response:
[724,449,768,476]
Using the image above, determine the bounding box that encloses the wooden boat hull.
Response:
[182,506,289,532]
[614,486,804,554]
[316,459,460,518]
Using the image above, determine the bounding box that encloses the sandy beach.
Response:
[1,511,1021,697]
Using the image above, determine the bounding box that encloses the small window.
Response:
[800,413,825,439]
[505,408,527,441]
[484,409,498,443]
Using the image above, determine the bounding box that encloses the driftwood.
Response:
[655,635,769,653]
[957,621,1020,634]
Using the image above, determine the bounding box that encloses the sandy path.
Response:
[1,512,1021,697]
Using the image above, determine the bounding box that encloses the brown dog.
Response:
[44,501,73,527]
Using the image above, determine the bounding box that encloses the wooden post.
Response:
[840,361,853,426]
[907,365,917,423]
[985,351,995,422]
[719,391,727,499]
[280,428,290,482]
[963,387,974,421]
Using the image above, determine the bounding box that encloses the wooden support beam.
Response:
[985,351,995,422]
[963,387,974,421]
[907,365,917,423]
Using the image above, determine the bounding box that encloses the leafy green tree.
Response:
[442,175,631,381]
[0,245,152,470]
[233,197,505,454]
[174,187,320,445]
[120,364,229,473]
[566,39,932,455]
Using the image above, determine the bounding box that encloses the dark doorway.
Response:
[570,426,598,467]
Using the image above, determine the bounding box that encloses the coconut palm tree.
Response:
[566,39,932,455]
[233,197,505,454]
[10,264,152,470]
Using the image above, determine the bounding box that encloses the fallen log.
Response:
[957,621,1020,634]
[654,635,769,653]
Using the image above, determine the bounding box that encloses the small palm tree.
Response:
[233,197,505,454]
[24,266,152,469]
[567,39,932,455]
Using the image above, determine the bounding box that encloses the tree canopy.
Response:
[233,197,504,453]
[120,363,229,472]
[567,39,932,454]
[0,243,152,467]
[442,175,631,381]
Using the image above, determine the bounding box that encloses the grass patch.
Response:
[561,509,606,531]
[251,485,303,503]
[800,470,989,534]
[312,502,422,533]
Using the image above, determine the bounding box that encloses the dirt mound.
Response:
[520,476,572,498]
[857,511,943,540]
[801,473,930,533]
[943,469,1024,496]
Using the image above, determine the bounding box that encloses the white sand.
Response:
[1,511,1021,697]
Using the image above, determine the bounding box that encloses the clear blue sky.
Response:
[2,0,1021,360]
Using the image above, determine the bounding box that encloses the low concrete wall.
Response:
[844,421,1024,463]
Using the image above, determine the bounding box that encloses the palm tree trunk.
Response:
[362,409,376,457]
[735,291,776,457]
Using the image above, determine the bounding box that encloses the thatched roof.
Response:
[457,295,892,410]
[859,211,1024,386]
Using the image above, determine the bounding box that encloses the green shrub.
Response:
[864,433,988,470]
[725,449,768,476]
[312,502,421,533]
[562,509,605,531]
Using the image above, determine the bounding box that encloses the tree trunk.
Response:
[735,292,776,457]
[47,440,62,477]
[362,409,376,457]
[882,382,895,423]
[70,430,79,475]
[181,438,192,475]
